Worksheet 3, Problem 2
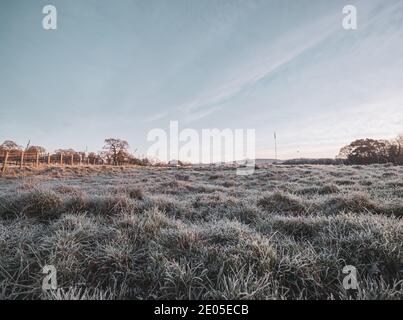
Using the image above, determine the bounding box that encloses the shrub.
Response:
[65,194,135,215]
[126,187,144,200]
[322,192,377,214]
[257,191,307,214]
[19,189,63,219]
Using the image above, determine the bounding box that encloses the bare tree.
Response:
[26,146,46,155]
[393,135,403,165]
[88,152,101,165]
[103,138,129,165]
[0,140,22,152]
[55,149,77,156]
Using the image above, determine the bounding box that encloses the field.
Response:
[0,164,402,300]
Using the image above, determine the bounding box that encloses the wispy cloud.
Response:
[179,11,340,122]
[143,111,170,123]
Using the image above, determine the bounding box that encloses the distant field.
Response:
[0,164,402,300]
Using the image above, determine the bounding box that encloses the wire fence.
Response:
[0,151,124,173]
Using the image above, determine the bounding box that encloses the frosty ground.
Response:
[0,164,402,300]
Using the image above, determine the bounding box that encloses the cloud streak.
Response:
[179,10,341,122]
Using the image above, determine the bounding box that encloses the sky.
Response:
[0,0,403,161]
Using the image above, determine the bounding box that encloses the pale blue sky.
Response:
[1,0,403,159]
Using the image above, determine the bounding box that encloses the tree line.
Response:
[0,138,151,166]
[1,135,403,167]
[337,135,403,165]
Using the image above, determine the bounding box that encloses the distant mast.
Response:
[274,132,277,162]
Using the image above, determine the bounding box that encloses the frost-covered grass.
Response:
[0,164,402,300]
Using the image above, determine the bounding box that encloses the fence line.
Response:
[0,151,111,173]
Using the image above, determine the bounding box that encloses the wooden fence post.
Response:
[79,155,82,166]
[71,154,74,166]
[36,153,40,167]
[60,153,63,166]
[20,151,25,169]
[2,151,9,173]
[48,153,51,165]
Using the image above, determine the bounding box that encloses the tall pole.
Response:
[274,132,277,162]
